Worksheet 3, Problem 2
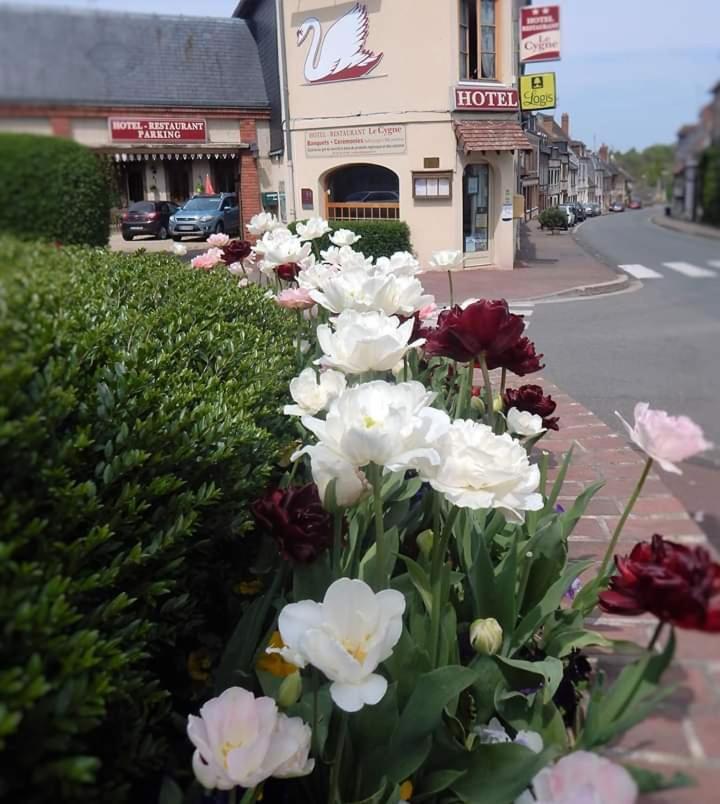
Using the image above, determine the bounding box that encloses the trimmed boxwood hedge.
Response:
[0,133,110,246]
[0,239,297,803]
[290,219,412,259]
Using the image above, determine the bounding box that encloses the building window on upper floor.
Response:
[459,0,497,80]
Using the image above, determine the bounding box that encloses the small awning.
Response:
[454,120,532,153]
[93,144,248,162]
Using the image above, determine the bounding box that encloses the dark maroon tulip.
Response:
[222,239,252,265]
[276,262,300,282]
[504,384,559,430]
[252,484,333,563]
[423,300,526,363]
[487,336,544,376]
[599,534,720,632]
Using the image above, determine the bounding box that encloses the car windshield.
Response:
[181,196,221,211]
[129,201,155,213]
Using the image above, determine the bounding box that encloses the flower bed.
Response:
[172,215,717,804]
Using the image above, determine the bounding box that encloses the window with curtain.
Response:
[459,0,497,80]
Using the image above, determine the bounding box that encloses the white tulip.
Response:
[298,442,370,507]
[284,368,347,417]
[172,242,187,256]
[310,270,434,316]
[246,211,282,236]
[429,250,464,270]
[297,261,340,291]
[298,380,450,476]
[421,419,543,522]
[507,407,546,437]
[329,228,362,247]
[187,687,314,790]
[316,310,423,375]
[275,578,405,712]
[296,217,331,241]
[374,251,422,277]
[474,717,543,755]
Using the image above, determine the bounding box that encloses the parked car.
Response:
[170,193,240,240]
[570,203,586,222]
[121,200,178,241]
[557,204,577,227]
[609,201,625,212]
[628,199,642,210]
[584,202,601,217]
[344,190,400,202]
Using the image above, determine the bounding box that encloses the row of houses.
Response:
[671,81,720,224]
[518,111,633,219]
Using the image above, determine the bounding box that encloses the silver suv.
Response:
[170,193,240,240]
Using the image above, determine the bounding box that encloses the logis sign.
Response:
[519,73,557,112]
[297,3,383,84]
[520,5,561,64]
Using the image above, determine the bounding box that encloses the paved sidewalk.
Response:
[652,215,720,241]
[108,231,210,254]
[530,376,719,802]
[422,220,626,304]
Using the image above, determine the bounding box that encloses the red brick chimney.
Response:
[561,112,570,137]
[599,143,609,162]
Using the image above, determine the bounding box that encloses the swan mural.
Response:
[296,3,384,84]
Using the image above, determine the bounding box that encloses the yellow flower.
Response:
[187,648,212,682]
[399,780,413,801]
[256,631,298,678]
[234,578,263,596]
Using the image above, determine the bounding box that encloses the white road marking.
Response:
[662,261,717,278]
[619,263,663,279]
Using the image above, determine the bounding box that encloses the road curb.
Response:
[650,215,720,241]
[523,272,633,302]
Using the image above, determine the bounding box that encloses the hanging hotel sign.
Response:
[305,125,406,158]
[454,87,518,111]
[520,5,561,63]
[519,73,557,111]
[109,118,207,142]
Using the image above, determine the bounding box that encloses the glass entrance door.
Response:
[463,163,490,253]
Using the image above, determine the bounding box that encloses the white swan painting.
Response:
[296,3,384,84]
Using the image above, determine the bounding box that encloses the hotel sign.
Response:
[454,87,518,111]
[520,5,561,63]
[109,118,207,142]
[305,125,406,158]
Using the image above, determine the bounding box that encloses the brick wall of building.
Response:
[239,119,261,229]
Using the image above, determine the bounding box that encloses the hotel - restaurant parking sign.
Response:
[520,5,561,64]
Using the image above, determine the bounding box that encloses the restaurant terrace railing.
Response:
[327,201,400,221]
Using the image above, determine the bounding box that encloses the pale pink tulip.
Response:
[616,402,712,474]
[190,248,224,271]
[206,232,230,247]
[275,288,315,310]
[418,303,437,320]
[529,751,637,803]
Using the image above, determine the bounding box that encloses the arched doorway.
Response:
[324,164,399,221]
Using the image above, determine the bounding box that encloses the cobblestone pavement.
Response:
[531,376,719,802]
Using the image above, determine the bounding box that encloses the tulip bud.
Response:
[493,395,504,413]
[470,617,503,655]
[277,671,303,708]
[416,529,434,559]
[470,395,486,414]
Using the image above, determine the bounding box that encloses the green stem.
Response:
[453,361,471,419]
[311,668,320,757]
[295,309,303,369]
[239,786,257,804]
[333,508,345,578]
[478,352,495,429]
[403,354,408,382]
[598,457,653,580]
[500,367,507,397]
[369,464,386,589]
[647,620,664,652]
[429,505,460,666]
[328,712,349,804]
[447,269,455,307]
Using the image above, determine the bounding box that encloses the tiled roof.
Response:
[0,5,269,109]
[454,120,532,152]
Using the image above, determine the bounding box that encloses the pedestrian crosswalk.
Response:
[619,260,718,280]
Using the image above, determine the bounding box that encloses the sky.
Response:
[6,0,720,152]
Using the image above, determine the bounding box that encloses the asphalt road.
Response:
[527,206,720,546]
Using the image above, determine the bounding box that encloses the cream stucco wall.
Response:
[0,117,53,136]
[279,0,522,269]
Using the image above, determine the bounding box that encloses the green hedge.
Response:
[291,219,412,259]
[700,146,720,227]
[0,133,110,246]
[0,239,297,803]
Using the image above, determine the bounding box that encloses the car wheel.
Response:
[214,222,224,234]
[171,235,182,242]
[157,226,168,240]
[122,233,134,241]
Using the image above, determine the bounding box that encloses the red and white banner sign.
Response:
[454,87,518,111]
[109,118,207,142]
[520,5,561,63]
